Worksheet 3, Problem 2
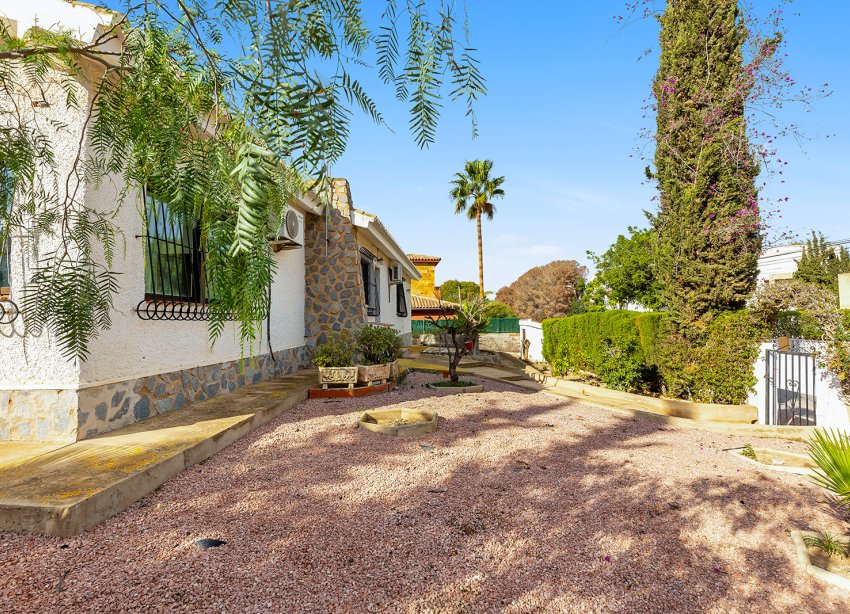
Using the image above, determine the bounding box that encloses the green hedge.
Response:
[542,311,666,391]
[542,310,764,403]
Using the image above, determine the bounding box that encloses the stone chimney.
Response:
[407,255,441,298]
[330,178,354,219]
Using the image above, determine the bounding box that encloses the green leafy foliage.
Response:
[355,325,404,366]
[586,226,663,311]
[596,338,647,393]
[652,0,762,328]
[543,309,762,403]
[312,330,357,368]
[794,232,850,293]
[740,443,757,460]
[542,311,665,373]
[808,428,850,506]
[439,280,480,303]
[658,311,765,404]
[482,300,516,319]
[1,1,485,360]
[803,532,849,558]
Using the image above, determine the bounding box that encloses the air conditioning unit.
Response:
[388,263,402,283]
[269,208,303,251]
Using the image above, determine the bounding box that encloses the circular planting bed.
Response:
[358,408,438,436]
[427,380,484,393]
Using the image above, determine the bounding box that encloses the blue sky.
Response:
[331,0,850,291]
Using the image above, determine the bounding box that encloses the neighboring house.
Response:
[0,3,418,443]
[757,244,804,285]
[407,254,457,321]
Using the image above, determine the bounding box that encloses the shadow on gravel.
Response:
[1,379,846,613]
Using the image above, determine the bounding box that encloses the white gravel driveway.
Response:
[1,372,847,613]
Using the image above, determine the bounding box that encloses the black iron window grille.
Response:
[0,221,9,296]
[0,169,19,325]
[360,248,380,317]
[137,191,229,321]
[396,282,407,317]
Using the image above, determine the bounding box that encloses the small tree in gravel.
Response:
[426,297,489,383]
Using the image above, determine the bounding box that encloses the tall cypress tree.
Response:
[652,0,762,329]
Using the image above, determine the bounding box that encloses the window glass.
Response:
[0,169,10,291]
[361,255,380,317]
[396,282,407,317]
[143,192,205,302]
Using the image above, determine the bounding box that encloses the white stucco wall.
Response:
[0,53,309,390]
[356,232,412,337]
[519,320,544,362]
[756,245,803,285]
[78,177,308,386]
[749,341,849,429]
[0,62,90,389]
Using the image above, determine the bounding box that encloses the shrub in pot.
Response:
[313,330,358,388]
[355,326,404,383]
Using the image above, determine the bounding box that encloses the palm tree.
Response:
[450,160,505,298]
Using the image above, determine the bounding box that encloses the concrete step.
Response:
[0,369,316,537]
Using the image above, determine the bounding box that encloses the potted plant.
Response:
[355,325,404,384]
[313,330,358,389]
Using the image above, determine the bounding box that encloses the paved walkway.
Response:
[0,369,316,536]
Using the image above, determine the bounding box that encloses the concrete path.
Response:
[0,369,316,536]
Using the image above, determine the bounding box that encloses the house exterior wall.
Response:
[303,205,367,348]
[355,232,412,342]
[757,245,803,285]
[0,59,312,442]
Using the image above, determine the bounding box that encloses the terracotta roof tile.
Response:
[406,254,442,264]
[411,294,458,310]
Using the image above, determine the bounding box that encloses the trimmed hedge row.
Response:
[542,310,762,403]
[542,310,665,372]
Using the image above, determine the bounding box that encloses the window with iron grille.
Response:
[360,252,380,317]
[0,170,10,297]
[396,282,407,317]
[138,190,221,321]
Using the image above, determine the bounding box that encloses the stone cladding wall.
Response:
[0,345,310,442]
[303,179,367,348]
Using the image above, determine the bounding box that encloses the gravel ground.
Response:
[2,372,848,613]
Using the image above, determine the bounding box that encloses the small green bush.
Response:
[596,337,646,392]
[356,325,404,365]
[313,330,357,368]
[808,428,850,505]
[659,311,764,404]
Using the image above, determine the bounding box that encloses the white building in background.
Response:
[0,1,418,443]
[756,244,804,285]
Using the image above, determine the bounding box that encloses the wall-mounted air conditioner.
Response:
[269,208,303,251]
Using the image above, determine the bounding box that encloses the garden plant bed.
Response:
[427,380,484,393]
[791,530,850,591]
[358,408,438,436]
[727,447,817,476]
[308,382,392,399]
